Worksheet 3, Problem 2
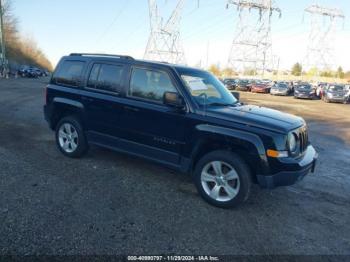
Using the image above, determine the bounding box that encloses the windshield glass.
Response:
[298,85,311,90]
[177,68,237,106]
[329,85,344,92]
[276,83,288,89]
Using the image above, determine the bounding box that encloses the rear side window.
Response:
[87,64,124,93]
[53,60,85,87]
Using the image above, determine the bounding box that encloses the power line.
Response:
[95,0,131,46]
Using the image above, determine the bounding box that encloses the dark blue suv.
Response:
[44,53,318,208]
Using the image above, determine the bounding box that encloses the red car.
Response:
[251,83,270,93]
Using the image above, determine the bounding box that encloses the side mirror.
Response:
[163,92,185,109]
[231,91,240,101]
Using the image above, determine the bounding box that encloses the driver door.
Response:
[117,67,187,166]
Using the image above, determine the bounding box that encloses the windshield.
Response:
[178,68,237,106]
[298,85,311,90]
[329,85,344,92]
[276,83,288,89]
[239,80,249,84]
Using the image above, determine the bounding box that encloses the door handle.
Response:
[124,106,139,112]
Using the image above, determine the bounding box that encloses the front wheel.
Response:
[55,116,89,158]
[193,151,252,208]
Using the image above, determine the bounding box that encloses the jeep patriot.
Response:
[44,53,318,208]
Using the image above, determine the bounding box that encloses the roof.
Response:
[66,53,204,73]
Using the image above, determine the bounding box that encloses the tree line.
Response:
[291,63,348,79]
[2,1,52,71]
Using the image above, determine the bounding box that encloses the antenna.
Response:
[226,0,281,76]
[144,0,186,65]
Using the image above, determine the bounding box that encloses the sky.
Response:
[11,0,350,71]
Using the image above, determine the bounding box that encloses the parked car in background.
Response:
[270,82,290,96]
[322,84,347,103]
[223,78,237,90]
[294,83,316,99]
[235,79,251,91]
[251,82,271,93]
[344,85,350,103]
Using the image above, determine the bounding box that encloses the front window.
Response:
[129,68,177,102]
[277,83,288,89]
[177,68,237,106]
[298,84,311,90]
[328,85,344,92]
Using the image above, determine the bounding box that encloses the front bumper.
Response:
[327,97,346,103]
[257,145,318,189]
[294,93,313,99]
[271,90,288,95]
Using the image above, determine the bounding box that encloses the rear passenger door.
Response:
[118,66,187,166]
[81,62,127,138]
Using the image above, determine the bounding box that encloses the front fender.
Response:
[189,124,270,175]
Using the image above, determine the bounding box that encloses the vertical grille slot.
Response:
[299,127,308,153]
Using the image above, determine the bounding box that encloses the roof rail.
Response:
[69,53,134,60]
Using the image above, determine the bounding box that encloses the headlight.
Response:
[295,90,299,93]
[328,93,333,98]
[288,132,297,153]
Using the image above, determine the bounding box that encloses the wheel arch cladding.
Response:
[191,124,269,181]
[50,98,85,130]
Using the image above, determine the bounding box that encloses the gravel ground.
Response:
[0,78,349,256]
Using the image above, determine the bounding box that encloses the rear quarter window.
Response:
[52,60,85,87]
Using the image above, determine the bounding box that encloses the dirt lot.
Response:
[0,78,349,256]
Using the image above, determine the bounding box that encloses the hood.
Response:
[296,88,312,93]
[206,105,304,134]
[327,90,345,96]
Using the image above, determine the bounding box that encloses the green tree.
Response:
[320,71,333,77]
[243,68,257,76]
[3,0,52,71]
[291,63,302,76]
[337,66,345,79]
[208,64,221,76]
[221,67,237,77]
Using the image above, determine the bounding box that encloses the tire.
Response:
[55,116,89,158]
[193,150,252,208]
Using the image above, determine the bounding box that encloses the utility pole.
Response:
[144,0,186,64]
[0,0,7,75]
[304,4,345,73]
[226,0,281,76]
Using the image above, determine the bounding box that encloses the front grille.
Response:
[299,127,308,153]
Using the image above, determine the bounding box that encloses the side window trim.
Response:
[127,66,179,105]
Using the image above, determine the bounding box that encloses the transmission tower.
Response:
[226,0,281,75]
[144,0,186,64]
[304,4,345,72]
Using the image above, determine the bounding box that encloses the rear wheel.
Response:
[193,150,252,208]
[55,116,89,158]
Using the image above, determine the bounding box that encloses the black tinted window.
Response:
[129,68,177,102]
[53,60,85,87]
[88,64,124,93]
